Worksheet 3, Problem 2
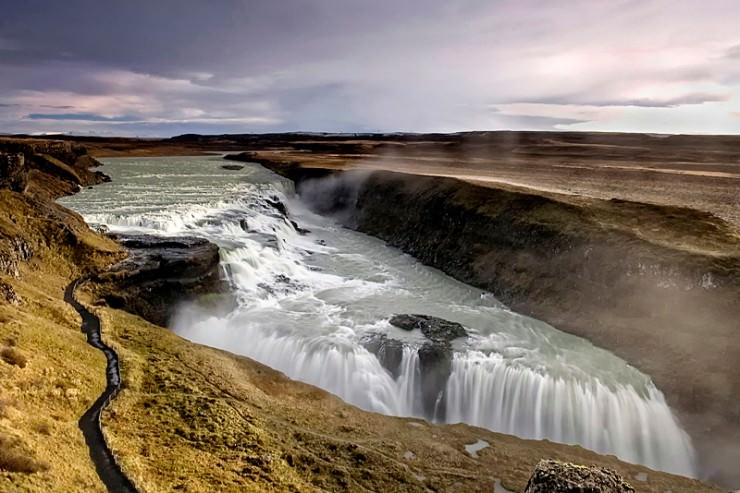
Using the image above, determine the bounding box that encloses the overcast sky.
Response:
[1,0,739,136]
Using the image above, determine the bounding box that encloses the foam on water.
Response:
[60,156,696,476]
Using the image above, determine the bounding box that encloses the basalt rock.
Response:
[389,314,467,342]
[0,139,110,199]
[524,459,635,493]
[93,234,225,327]
[365,314,469,420]
[417,341,452,420]
[362,333,406,379]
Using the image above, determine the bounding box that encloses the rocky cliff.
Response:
[0,138,111,199]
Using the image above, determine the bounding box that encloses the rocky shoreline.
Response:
[255,157,740,487]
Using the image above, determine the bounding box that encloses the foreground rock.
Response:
[525,459,635,493]
[93,234,224,326]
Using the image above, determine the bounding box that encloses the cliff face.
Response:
[0,138,111,200]
[276,166,740,486]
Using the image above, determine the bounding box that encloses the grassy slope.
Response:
[0,191,122,492]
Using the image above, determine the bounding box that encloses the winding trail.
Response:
[64,278,138,493]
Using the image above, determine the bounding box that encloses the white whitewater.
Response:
[60,156,696,476]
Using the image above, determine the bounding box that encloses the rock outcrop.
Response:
[389,314,467,342]
[93,234,224,327]
[524,459,635,493]
[0,138,110,200]
[364,314,469,420]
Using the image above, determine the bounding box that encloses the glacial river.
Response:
[60,155,696,476]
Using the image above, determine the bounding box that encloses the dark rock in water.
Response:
[257,283,275,295]
[362,333,406,379]
[239,218,249,231]
[524,459,635,493]
[221,164,244,171]
[289,219,310,235]
[418,341,453,421]
[93,234,224,327]
[266,197,288,217]
[389,314,467,342]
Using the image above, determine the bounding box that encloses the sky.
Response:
[1,0,739,137]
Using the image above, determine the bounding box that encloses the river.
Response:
[60,155,696,476]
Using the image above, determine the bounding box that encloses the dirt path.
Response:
[64,279,138,493]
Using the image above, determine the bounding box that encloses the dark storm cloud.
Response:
[0,0,480,76]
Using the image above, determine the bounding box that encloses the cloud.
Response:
[527,92,731,108]
[725,44,740,59]
[0,0,738,135]
[26,113,140,122]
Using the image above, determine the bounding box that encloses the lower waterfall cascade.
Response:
[60,156,697,477]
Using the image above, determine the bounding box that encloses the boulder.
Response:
[524,459,635,493]
[265,197,288,217]
[417,341,453,421]
[362,333,406,379]
[389,314,467,342]
[93,234,225,327]
[366,313,469,420]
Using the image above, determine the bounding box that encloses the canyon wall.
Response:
[269,164,740,486]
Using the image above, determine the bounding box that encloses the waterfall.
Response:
[445,351,695,476]
[61,156,698,479]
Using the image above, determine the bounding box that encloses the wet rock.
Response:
[389,314,467,342]
[289,219,310,235]
[93,234,225,327]
[221,164,244,171]
[239,218,249,231]
[418,341,452,421]
[524,459,635,493]
[362,333,406,379]
[266,197,288,217]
